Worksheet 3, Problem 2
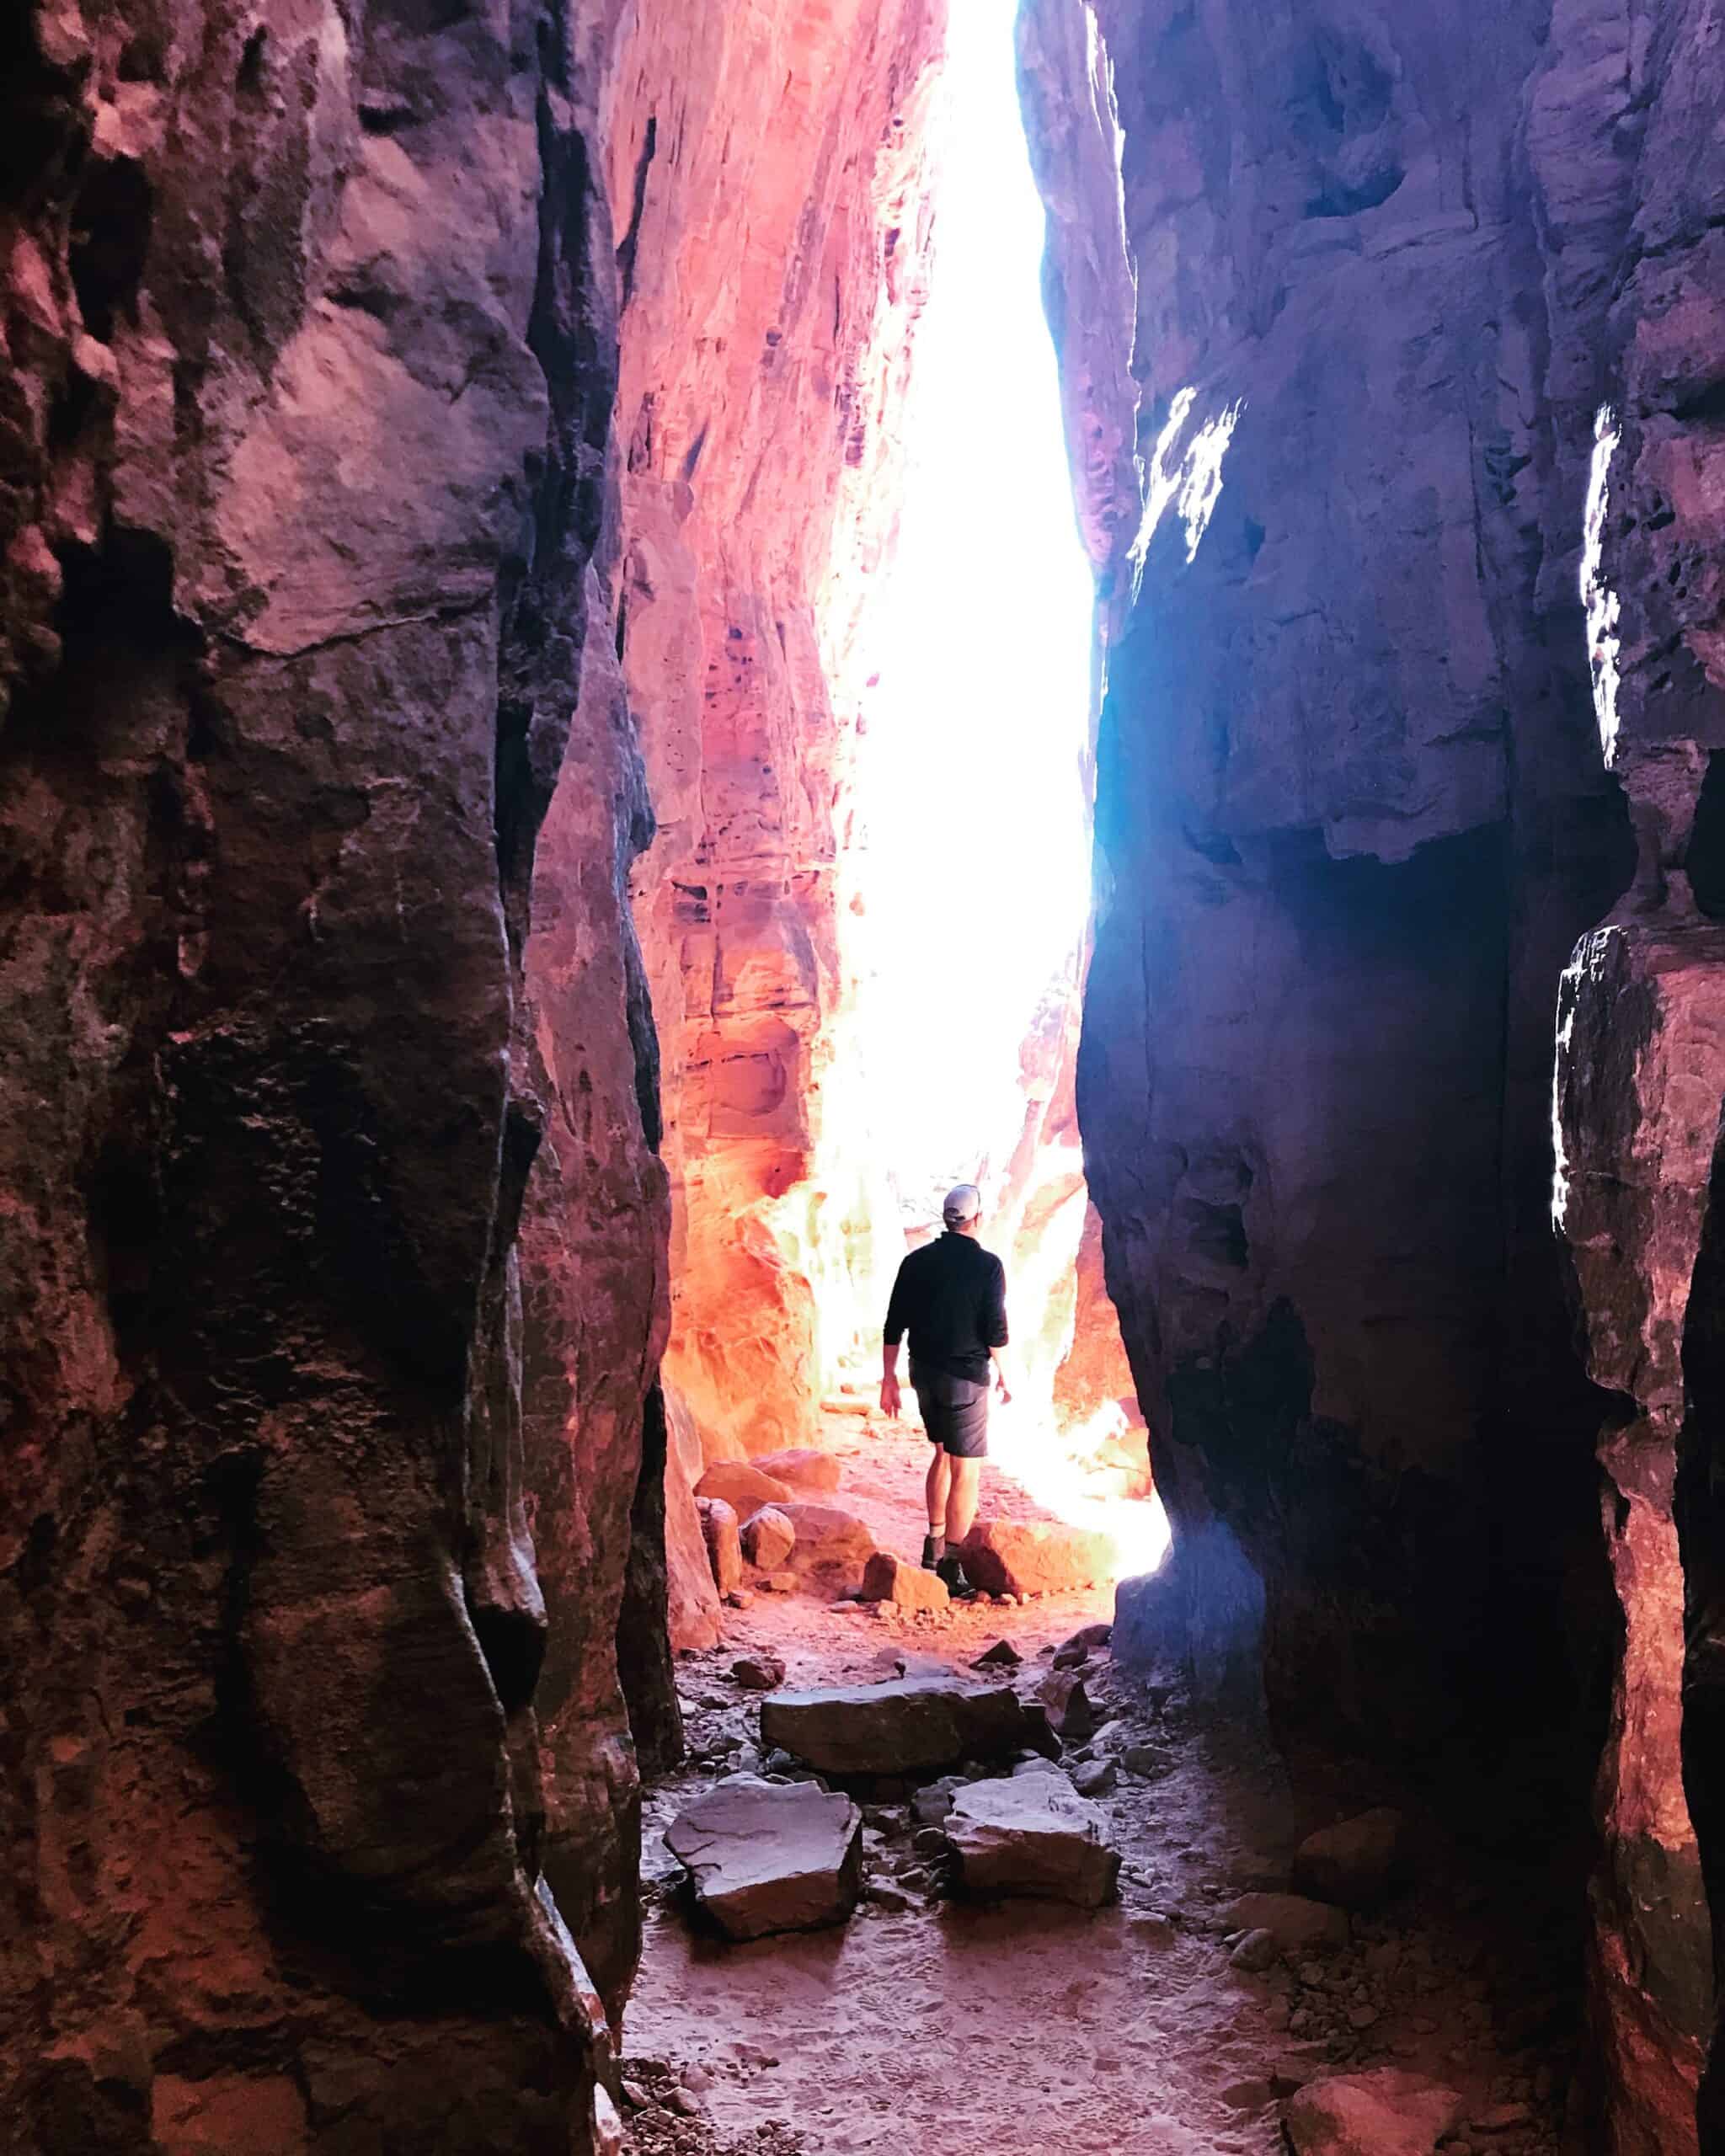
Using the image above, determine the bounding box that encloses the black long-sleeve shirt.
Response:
[883,1231,1009,1385]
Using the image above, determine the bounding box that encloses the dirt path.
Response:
[620,1412,1575,2156]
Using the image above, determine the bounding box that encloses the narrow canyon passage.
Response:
[622,1405,1581,2156]
[5,1,1725,2154]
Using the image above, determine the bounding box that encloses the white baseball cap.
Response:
[943,1182,981,1225]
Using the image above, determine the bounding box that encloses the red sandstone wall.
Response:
[601,0,943,1463]
[0,2,654,2147]
[1024,0,1719,2145]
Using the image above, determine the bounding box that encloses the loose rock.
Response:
[665,1774,862,1940]
[1281,2068,1464,2155]
[1293,1808,1412,1910]
[1037,1667,1097,1741]
[973,1638,1022,1668]
[1230,1927,1281,1972]
[697,1497,743,1597]
[945,1773,1120,1908]
[777,1502,878,1593]
[960,1518,1115,1597]
[730,1652,786,1691]
[697,1461,795,1511]
[740,1505,796,1570]
[1072,1758,1117,1798]
[761,1678,1044,1778]
[1223,1892,1351,1955]
[862,1550,951,1614]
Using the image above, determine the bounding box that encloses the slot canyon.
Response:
[3,0,1725,2151]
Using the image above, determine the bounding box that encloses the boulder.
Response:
[697,1461,794,1511]
[730,1653,785,1691]
[1037,1668,1097,1741]
[752,1448,844,1493]
[862,1551,950,1614]
[761,1678,1045,1778]
[960,1519,1114,1598]
[777,1502,877,1592]
[1072,1758,1116,1797]
[1292,1808,1411,1909]
[1060,1622,1113,1655]
[740,1505,796,1570]
[1222,1892,1349,1954]
[697,1497,743,1597]
[664,1386,724,1652]
[973,1638,1022,1668]
[944,1774,1119,1908]
[665,1775,862,1941]
[1281,2069,1464,2156]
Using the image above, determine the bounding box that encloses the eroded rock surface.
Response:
[603,0,942,1464]
[0,0,652,2143]
[1023,3,1722,2143]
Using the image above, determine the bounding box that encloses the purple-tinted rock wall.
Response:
[1024,2,1722,2145]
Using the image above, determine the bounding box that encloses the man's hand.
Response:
[880,1373,902,1419]
[995,1370,1012,1406]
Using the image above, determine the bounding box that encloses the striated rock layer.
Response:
[602,0,943,1463]
[1023,1,1721,2146]
[0,0,664,2146]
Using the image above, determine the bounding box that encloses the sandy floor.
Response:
[620,1410,1575,2156]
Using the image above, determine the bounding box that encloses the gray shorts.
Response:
[912,1366,990,1459]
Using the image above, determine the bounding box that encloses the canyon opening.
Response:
[3,5,1723,2156]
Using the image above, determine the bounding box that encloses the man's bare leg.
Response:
[944,1456,981,1549]
[923,1449,951,1566]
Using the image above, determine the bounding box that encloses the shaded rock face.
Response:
[1022,1,1722,2145]
[1028,0,1632,1751]
[601,0,942,1461]
[0,0,660,2144]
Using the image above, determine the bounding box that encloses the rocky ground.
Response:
[620,1412,1583,2155]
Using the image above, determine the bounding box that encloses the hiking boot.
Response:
[921,1533,944,1571]
[936,1552,976,1599]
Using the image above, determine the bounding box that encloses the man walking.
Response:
[880,1182,1012,1597]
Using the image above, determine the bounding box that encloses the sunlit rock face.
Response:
[0,1,651,2145]
[1027,3,1722,2144]
[602,0,942,1463]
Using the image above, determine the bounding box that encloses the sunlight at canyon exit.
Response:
[847,0,1167,1582]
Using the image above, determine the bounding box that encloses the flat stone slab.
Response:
[760,1678,1041,1777]
[961,1518,1114,1598]
[1282,2068,1463,2156]
[665,1774,862,1941]
[945,1773,1119,1908]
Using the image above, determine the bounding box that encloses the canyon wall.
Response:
[602,0,943,1465]
[0,0,660,2147]
[1023,0,1719,2145]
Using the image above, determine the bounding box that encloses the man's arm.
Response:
[881,1338,903,1419]
[984,1257,1011,1403]
[881,1259,910,1418]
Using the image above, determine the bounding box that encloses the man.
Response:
[880,1182,1012,1596]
